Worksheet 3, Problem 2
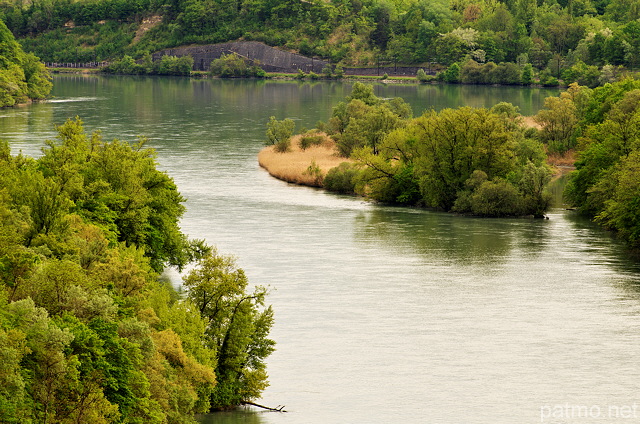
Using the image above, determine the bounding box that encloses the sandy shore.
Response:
[258,133,353,187]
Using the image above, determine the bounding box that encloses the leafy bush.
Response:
[157,55,193,75]
[103,54,193,76]
[209,53,264,78]
[303,160,324,185]
[440,62,461,83]
[102,55,144,74]
[521,63,534,85]
[265,116,295,152]
[469,179,524,216]
[323,162,360,194]
[299,134,325,150]
[561,61,600,88]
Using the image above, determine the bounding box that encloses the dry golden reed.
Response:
[258,133,352,187]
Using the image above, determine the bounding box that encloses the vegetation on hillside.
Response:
[0,118,275,422]
[1,0,640,85]
[102,53,194,75]
[0,19,51,107]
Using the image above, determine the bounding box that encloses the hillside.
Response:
[1,0,639,84]
[0,19,51,107]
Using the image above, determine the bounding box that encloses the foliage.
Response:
[459,59,523,85]
[209,53,265,78]
[299,133,325,150]
[303,160,324,186]
[182,250,274,410]
[319,84,551,216]
[561,78,640,246]
[328,82,411,157]
[561,60,601,88]
[1,0,640,86]
[439,62,461,83]
[104,54,193,76]
[265,116,295,152]
[323,162,360,194]
[0,120,275,420]
[416,68,428,82]
[534,86,582,153]
[0,19,51,107]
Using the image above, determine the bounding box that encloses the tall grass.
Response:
[258,134,352,187]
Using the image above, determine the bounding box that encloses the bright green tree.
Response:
[0,20,51,107]
[265,116,295,152]
[182,250,275,410]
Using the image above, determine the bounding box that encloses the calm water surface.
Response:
[3,76,640,424]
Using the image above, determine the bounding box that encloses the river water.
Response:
[3,76,640,424]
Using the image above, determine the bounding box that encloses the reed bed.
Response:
[258,133,352,187]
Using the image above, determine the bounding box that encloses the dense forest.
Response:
[0,119,275,423]
[1,0,640,85]
[559,79,640,247]
[0,19,51,107]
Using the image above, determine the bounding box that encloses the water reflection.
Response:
[353,207,550,266]
[196,409,265,424]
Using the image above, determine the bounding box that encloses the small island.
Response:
[260,82,555,218]
[260,78,640,250]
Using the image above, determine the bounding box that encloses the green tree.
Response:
[182,250,275,410]
[521,63,534,84]
[593,150,640,245]
[413,107,518,210]
[441,62,461,83]
[265,116,295,152]
[0,20,51,107]
[36,118,206,272]
[534,92,579,153]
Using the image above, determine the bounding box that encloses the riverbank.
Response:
[258,134,352,187]
[258,119,575,189]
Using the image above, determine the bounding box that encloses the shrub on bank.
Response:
[265,116,295,153]
[209,53,265,77]
[299,133,325,150]
[323,162,360,194]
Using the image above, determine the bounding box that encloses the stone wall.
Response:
[152,41,437,76]
[153,41,329,73]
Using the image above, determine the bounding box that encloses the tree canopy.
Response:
[0,19,51,107]
[2,0,640,86]
[560,79,640,246]
[0,119,275,421]
[319,83,553,217]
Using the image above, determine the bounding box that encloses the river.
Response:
[3,76,640,424]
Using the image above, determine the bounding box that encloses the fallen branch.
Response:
[241,401,287,412]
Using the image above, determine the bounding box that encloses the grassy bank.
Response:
[258,134,352,187]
